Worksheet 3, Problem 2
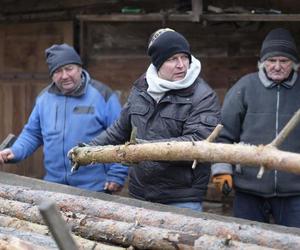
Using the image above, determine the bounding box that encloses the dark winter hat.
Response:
[147,28,191,70]
[45,43,83,76]
[260,28,299,63]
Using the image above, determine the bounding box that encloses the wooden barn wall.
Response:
[0,21,73,178]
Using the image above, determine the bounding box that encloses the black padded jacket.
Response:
[91,74,221,203]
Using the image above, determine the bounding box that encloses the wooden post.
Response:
[192,0,203,22]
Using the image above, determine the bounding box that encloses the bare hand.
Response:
[104,182,122,193]
[0,148,15,164]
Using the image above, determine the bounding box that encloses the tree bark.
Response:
[69,141,300,175]
[0,184,300,250]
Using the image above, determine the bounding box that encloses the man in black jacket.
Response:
[85,28,221,211]
[212,28,300,227]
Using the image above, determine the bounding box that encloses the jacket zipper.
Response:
[274,85,280,195]
[54,104,58,130]
[63,97,68,183]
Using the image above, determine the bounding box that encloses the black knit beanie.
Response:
[147,28,191,70]
[260,28,299,63]
[45,43,83,76]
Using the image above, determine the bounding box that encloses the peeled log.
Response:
[1,184,300,250]
[69,141,300,175]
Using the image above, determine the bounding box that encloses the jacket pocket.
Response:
[199,114,219,127]
[73,106,95,114]
[129,105,149,130]
[130,105,149,116]
[160,105,189,121]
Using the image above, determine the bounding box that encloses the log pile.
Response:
[0,184,300,249]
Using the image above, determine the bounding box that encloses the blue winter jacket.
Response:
[11,70,128,191]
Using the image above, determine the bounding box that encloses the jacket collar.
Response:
[258,67,298,89]
[48,69,90,97]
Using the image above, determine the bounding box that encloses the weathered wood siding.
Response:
[0,22,73,178]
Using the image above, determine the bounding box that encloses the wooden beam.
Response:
[77,12,300,23]
[76,13,195,22]
[202,13,300,22]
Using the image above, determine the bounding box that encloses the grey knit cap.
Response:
[45,43,82,76]
[260,28,299,63]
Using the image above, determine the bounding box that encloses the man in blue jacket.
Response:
[0,43,128,193]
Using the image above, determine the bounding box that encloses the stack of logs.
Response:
[0,184,300,249]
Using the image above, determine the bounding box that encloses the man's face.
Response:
[52,64,82,94]
[158,53,190,81]
[264,56,294,82]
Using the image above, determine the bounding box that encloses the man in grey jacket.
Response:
[212,28,300,227]
[82,28,221,211]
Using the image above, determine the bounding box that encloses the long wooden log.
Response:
[0,215,124,250]
[0,197,196,249]
[1,184,300,250]
[69,141,300,175]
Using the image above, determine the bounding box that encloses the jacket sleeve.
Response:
[218,83,246,144]
[101,93,129,185]
[211,81,246,176]
[11,102,43,162]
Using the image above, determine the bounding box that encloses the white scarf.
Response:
[146,55,201,102]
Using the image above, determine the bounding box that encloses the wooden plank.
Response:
[0,21,73,179]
